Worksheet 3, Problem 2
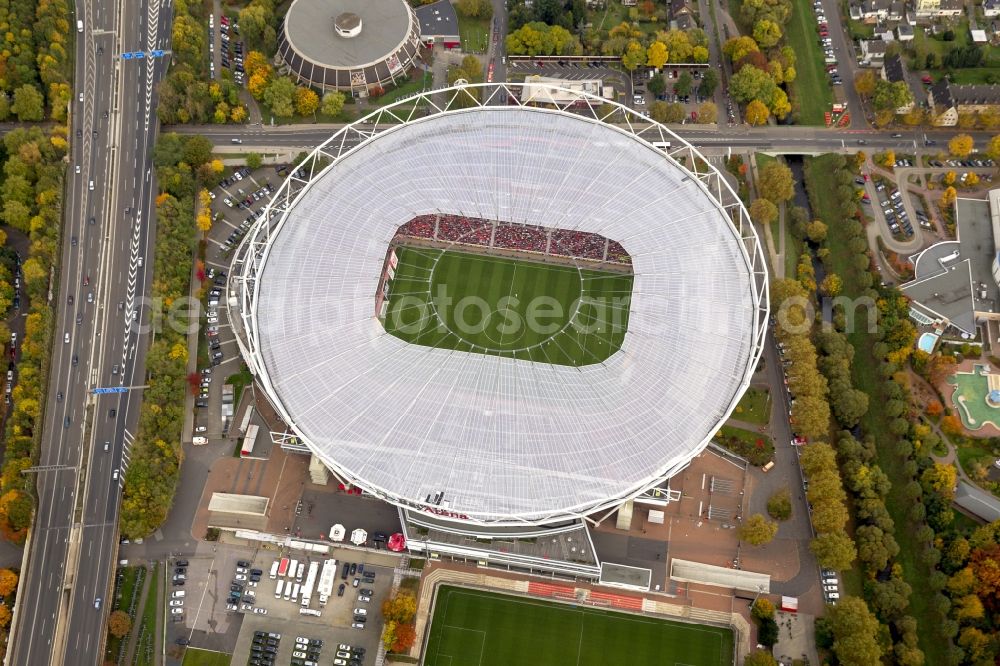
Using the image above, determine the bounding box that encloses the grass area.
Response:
[385,246,633,366]
[804,154,946,665]
[181,648,232,666]
[457,14,490,53]
[105,566,143,662]
[949,67,1000,84]
[954,440,994,475]
[371,71,433,107]
[734,387,772,425]
[424,586,733,666]
[717,424,774,465]
[135,563,160,666]
[225,364,253,408]
[787,0,834,124]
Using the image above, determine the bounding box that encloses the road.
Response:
[169,122,1000,155]
[8,0,170,662]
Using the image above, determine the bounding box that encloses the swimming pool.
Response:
[918,332,939,354]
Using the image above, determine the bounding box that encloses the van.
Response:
[762,461,775,472]
[192,436,207,445]
[300,608,322,617]
[77,19,83,32]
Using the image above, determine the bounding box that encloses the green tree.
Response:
[674,72,693,97]
[740,513,778,546]
[985,134,1000,162]
[871,79,912,111]
[758,161,794,204]
[322,91,347,117]
[649,101,685,124]
[826,597,882,665]
[648,74,666,97]
[752,19,782,48]
[246,153,263,170]
[696,101,717,123]
[699,69,720,97]
[752,597,775,620]
[744,650,777,666]
[767,488,792,520]
[263,77,297,117]
[805,219,827,242]
[811,531,856,570]
[622,40,645,71]
[729,65,777,105]
[11,85,44,121]
[456,0,493,18]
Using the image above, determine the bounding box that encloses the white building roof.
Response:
[233,85,767,524]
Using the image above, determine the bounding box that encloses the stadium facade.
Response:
[229,84,768,572]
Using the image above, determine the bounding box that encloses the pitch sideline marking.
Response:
[440,624,487,666]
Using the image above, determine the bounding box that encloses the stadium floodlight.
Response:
[229,83,768,527]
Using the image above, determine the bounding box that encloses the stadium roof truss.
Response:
[228,83,769,527]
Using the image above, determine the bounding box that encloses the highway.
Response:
[171,121,1000,155]
[8,0,169,662]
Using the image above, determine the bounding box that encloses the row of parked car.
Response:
[229,559,269,615]
[928,158,995,169]
[292,636,327,666]
[249,630,281,666]
[334,642,366,666]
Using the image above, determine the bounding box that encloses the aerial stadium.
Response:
[229,84,768,559]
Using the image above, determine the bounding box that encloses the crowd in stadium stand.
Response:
[494,222,547,253]
[395,214,630,265]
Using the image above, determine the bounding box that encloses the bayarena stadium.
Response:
[229,83,768,579]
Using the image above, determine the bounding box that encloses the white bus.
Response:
[269,560,279,580]
[275,580,284,599]
[291,583,301,603]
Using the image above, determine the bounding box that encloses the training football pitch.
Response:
[383,246,633,366]
[423,587,734,666]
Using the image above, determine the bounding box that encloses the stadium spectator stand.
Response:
[588,590,644,611]
[395,214,630,265]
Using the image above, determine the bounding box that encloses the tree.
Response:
[880,150,896,168]
[730,65,777,105]
[381,593,417,623]
[246,152,263,170]
[746,99,769,126]
[942,170,956,186]
[758,161,794,203]
[622,40,645,71]
[0,569,18,596]
[966,171,980,186]
[753,19,782,48]
[744,650,777,666]
[649,101,685,124]
[826,597,882,664]
[294,87,320,117]
[697,101,717,123]
[505,22,580,57]
[322,91,346,117]
[11,85,45,122]
[811,532,856,570]
[752,597,775,619]
[749,198,778,225]
[770,88,791,120]
[456,0,493,18]
[806,220,827,242]
[723,36,760,63]
[740,513,778,546]
[244,50,271,79]
[940,186,957,207]
[108,610,131,638]
[986,134,1000,162]
[391,623,417,652]
[948,133,974,157]
[854,69,877,97]
[646,41,669,69]
[921,462,957,499]
[674,72,693,97]
[648,74,666,97]
[263,77,297,117]
[820,274,842,297]
[871,79,912,111]
[699,69,720,97]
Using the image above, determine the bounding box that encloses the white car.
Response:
[352,623,365,629]
[353,607,367,616]
[823,584,839,592]
[358,595,371,603]
[334,660,349,666]
[207,317,218,324]
[336,651,352,658]
[297,636,310,644]
[236,567,247,573]
[339,644,352,651]
[826,592,840,600]
[171,608,184,615]
[170,600,184,607]
[226,603,237,611]
[195,426,207,433]
[293,652,307,659]
[253,607,267,615]
[241,603,253,611]
[235,574,247,581]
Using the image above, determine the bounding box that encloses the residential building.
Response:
[415,0,460,49]
[881,54,916,113]
[897,23,914,40]
[937,0,963,15]
[915,0,939,17]
[985,0,1000,17]
[862,0,892,21]
[860,39,888,64]
[928,79,959,125]
[950,84,1000,114]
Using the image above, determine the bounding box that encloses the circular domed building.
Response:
[277,0,422,95]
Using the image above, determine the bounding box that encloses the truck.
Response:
[277,557,290,577]
[269,560,279,580]
[287,559,298,579]
[295,561,305,582]
[301,561,320,607]
[275,580,285,599]
[316,559,337,607]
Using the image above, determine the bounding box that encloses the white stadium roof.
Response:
[232,84,767,525]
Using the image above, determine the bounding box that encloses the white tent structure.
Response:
[351,528,368,545]
[330,524,346,542]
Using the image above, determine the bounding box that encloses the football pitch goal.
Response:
[383,246,633,366]
[423,587,734,666]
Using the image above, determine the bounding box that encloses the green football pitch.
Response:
[423,587,734,666]
[383,246,633,366]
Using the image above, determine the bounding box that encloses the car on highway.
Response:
[94,598,101,609]
[64,333,69,343]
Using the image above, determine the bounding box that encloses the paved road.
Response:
[167,122,1000,155]
[9,0,170,663]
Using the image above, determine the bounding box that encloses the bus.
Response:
[291,583,301,603]
[275,580,285,599]
[269,560,279,580]
[651,141,671,151]
[277,558,290,577]
[288,559,299,579]
[295,562,305,582]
